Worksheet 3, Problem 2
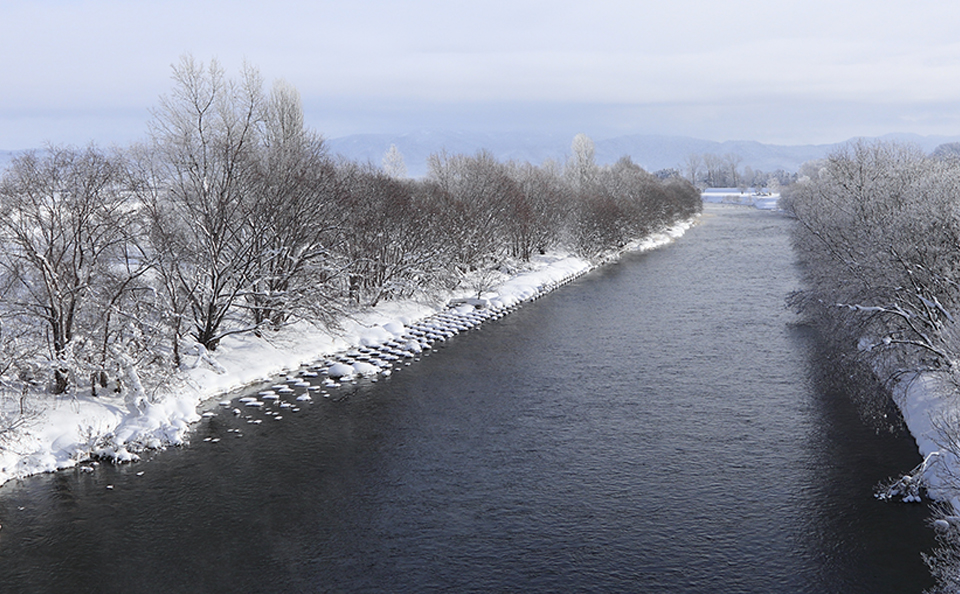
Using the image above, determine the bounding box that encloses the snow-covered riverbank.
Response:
[0,220,695,490]
[889,373,960,511]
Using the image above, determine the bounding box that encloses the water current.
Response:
[0,204,937,593]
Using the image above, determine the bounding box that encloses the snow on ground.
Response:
[0,219,696,489]
[893,373,960,509]
[701,188,781,210]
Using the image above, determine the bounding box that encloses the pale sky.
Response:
[3,0,960,149]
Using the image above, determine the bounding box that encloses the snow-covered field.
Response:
[0,220,695,490]
[701,188,781,210]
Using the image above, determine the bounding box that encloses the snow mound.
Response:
[326,363,356,379]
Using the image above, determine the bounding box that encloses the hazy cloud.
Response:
[3,0,960,148]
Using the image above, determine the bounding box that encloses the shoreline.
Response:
[0,219,696,490]
[892,372,960,510]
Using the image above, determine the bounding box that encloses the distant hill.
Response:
[7,132,960,179]
[326,131,960,178]
[324,131,575,177]
[592,136,836,175]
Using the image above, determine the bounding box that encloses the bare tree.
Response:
[427,150,515,276]
[243,80,344,330]
[724,152,743,189]
[684,153,703,186]
[701,153,723,187]
[504,161,570,260]
[0,145,134,393]
[338,163,447,306]
[147,55,265,350]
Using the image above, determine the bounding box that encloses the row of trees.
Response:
[787,140,960,385]
[0,57,701,399]
[682,152,796,191]
[785,140,960,592]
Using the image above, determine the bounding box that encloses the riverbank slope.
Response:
[0,220,695,489]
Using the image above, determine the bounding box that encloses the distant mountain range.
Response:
[4,133,960,179]
[325,131,960,178]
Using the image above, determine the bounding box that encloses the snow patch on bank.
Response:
[0,219,695,489]
[893,373,960,509]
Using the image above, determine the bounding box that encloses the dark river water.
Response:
[0,204,936,593]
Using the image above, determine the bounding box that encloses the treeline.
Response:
[786,140,960,385]
[0,57,700,397]
[682,152,797,190]
[785,139,960,592]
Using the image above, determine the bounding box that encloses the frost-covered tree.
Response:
[0,145,140,393]
[568,133,597,190]
[932,142,960,162]
[243,80,343,330]
[147,55,265,351]
[382,144,407,179]
[789,140,960,385]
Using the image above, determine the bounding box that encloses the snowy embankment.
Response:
[0,220,695,490]
[887,373,960,510]
[701,188,781,210]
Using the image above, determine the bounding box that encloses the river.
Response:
[0,204,936,593]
